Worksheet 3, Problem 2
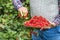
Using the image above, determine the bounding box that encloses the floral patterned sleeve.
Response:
[12,0,23,9]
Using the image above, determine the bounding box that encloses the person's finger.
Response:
[23,10,28,16]
[42,26,51,29]
[23,9,28,13]
[26,10,28,13]
[20,10,23,16]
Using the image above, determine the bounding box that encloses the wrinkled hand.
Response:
[18,7,28,17]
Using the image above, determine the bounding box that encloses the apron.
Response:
[30,0,59,22]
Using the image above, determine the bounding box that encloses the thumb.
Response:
[20,10,23,16]
[49,21,55,26]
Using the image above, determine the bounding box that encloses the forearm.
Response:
[12,0,23,9]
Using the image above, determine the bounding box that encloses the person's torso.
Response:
[30,0,59,22]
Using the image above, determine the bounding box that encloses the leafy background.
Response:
[0,0,33,40]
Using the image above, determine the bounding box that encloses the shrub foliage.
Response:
[0,0,32,40]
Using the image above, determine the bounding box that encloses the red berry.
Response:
[24,16,50,30]
[33,16,38,19]
[18,13,21,17]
